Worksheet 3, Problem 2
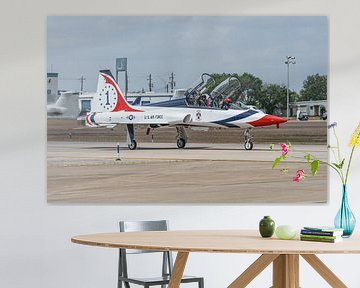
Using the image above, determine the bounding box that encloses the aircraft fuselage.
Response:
[86,106,275,129]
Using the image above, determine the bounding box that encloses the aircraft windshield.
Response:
[185,73,215,107]
[210,76,241,106]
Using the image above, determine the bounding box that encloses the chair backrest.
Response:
[118,220,173,283]
[119,220,169,254]
[120,220,168,232]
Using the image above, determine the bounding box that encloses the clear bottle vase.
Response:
[334,185,356,237]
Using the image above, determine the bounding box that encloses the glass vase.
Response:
[334,185,356,237]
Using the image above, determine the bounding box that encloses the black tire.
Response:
[177,138,186,149]
[244,140,253,150]
[128,140,137,150]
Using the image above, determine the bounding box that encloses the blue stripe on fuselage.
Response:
[212,109,259,126]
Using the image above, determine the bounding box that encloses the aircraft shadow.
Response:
[82,146,268,152]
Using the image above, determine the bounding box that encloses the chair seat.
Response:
[119,274,203,286]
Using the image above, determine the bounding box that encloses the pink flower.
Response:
[293,169,305,182]
[280,143,289,156]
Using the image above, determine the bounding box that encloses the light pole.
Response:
[116,57,128,98]
[285,56,296,119]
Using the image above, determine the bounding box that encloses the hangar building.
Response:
[290,100,327,117]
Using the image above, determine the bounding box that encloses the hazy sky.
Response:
[47,16,328,93]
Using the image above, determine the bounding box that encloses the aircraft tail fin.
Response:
[91,69,140,113]
[47,91,79,117]
[56,91,78,108]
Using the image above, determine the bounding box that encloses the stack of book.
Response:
[300,226,344,243]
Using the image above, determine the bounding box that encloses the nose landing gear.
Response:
[244,128,254,150]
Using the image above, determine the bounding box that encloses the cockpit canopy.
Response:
[146,73,261,111]
[184,73,244,109]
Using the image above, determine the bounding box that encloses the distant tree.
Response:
[237,73,263,105]
[299,74,327,101]
[257,84,285,115]
[258,84,298,116]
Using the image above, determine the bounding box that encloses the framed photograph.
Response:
[47,16,328,203]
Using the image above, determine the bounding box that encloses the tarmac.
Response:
[47,141,327,204]
[47,119,327,144]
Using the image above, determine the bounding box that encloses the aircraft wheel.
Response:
[128,140,137,150]
[177,138,186,149]
[244,140,253,150]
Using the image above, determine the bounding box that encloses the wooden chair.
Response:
[118,220,204,288]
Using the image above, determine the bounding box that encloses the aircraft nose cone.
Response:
[270,115,288,124]
[248,114,288,127]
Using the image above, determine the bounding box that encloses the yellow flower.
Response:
[349,123,360,148]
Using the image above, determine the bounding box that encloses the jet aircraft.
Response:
[47,91,79,118]
[85,70,287,150]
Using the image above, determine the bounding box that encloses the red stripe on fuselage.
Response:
[101,73,142,112]
[85,114,92,126]
[248,114,287,127]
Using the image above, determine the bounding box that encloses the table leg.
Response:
[228,254,279,288]
[301,254,347,288]
[272,254,299,288]
[168,251,189,288]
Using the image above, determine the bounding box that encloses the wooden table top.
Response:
[71,230,360,254]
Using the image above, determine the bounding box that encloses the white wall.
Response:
[1,1,360,287]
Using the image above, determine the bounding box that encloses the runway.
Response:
[47,142,327,203]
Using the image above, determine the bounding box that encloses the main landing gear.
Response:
[126,124,137,150]
[244,128,254,150]
[126,124,188,150]
[128,139,137,150]
[176,127,188,149]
